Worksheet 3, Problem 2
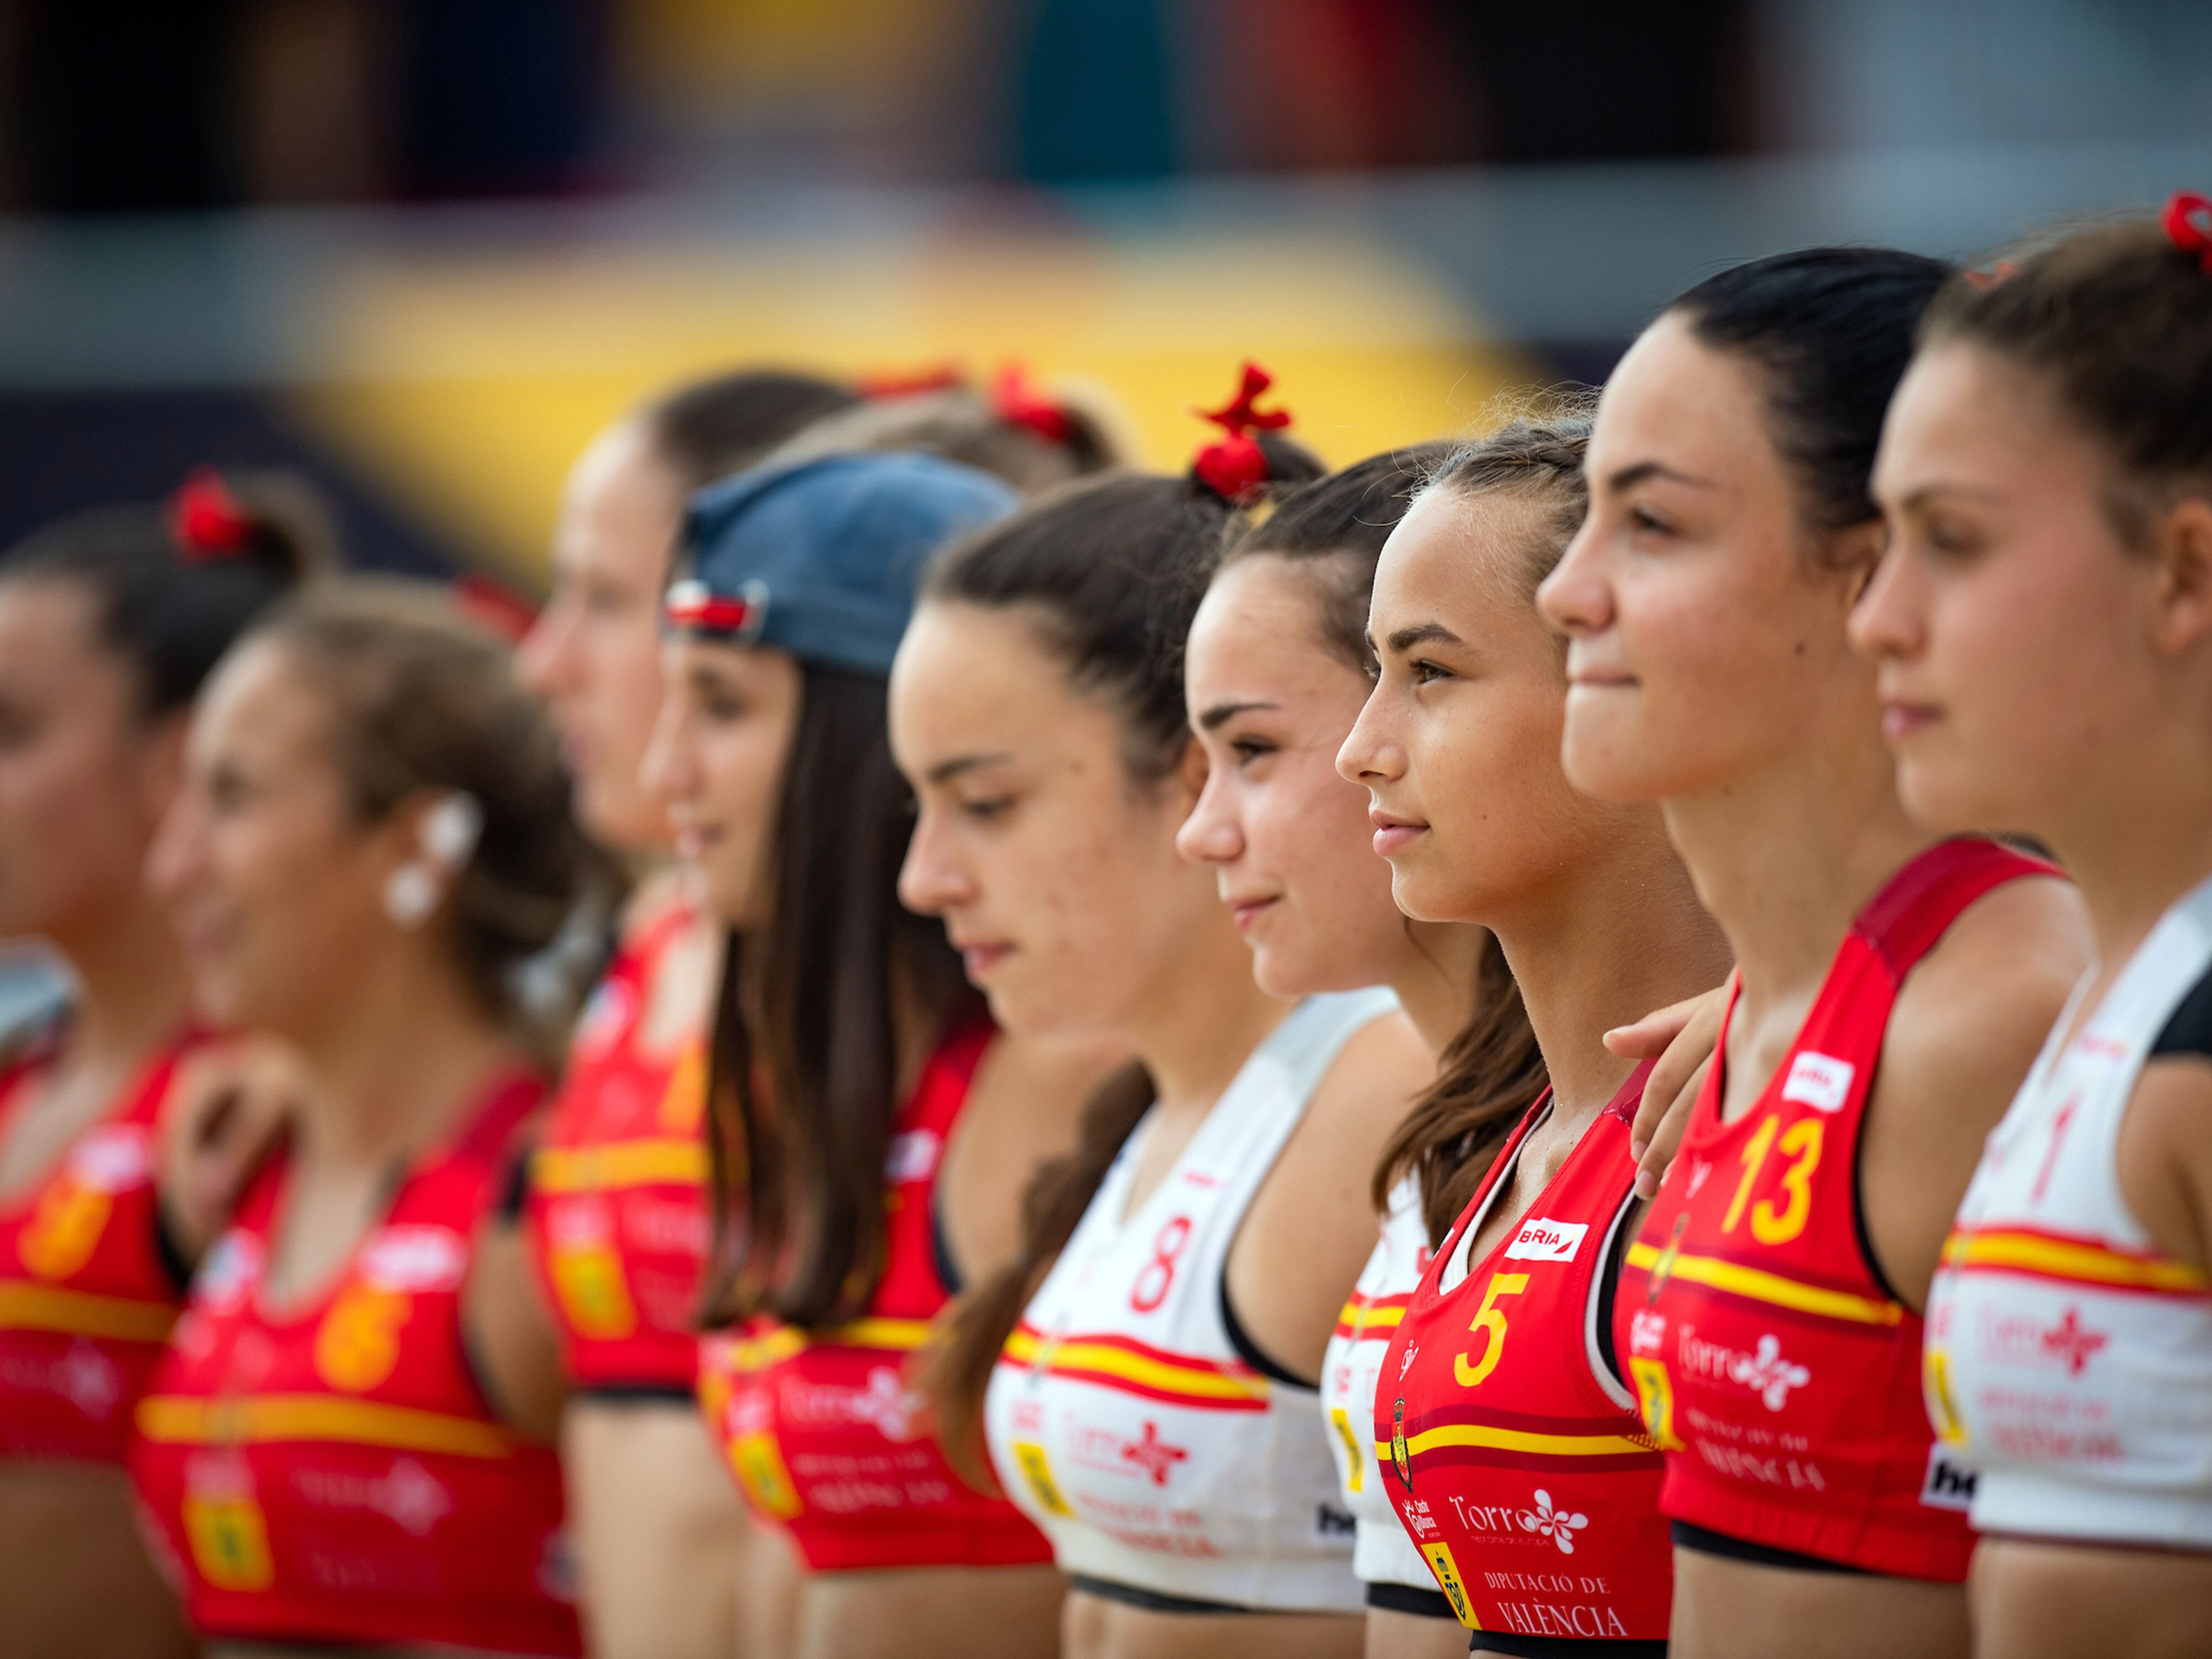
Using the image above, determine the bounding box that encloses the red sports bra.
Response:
[131,1070,582,1656]
[1616,838,2057,1579]
[526,900,709,1395]
[1381,1063,1670,1648]
[0,1027,200,1464]
[696,1016,1053,1573]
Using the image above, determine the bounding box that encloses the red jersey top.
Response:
[1380,1063,1669,1646]
[0,1027,200,1464]
[1615,838,2057,1579]
[696,1016,1053,1573]
[527,900,709,1394]
[131,1071,582,1657]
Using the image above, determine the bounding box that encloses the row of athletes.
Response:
[2,196,2210,1659]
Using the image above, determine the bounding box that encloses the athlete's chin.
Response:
[1558,722,1679,805]
[1892,757,2018,841]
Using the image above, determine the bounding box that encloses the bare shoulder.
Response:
[939,1030,1131,1286]
[1884,874,2091,1130]
[1864,875,2091,1302]
[2117,1056,2212,1271]
[1301,1008,1434,1150]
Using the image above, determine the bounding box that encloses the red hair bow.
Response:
[1191,361,1292,503]
[857,362,967,400]
[990,362,1074,445]
[167,467,255,562]
[2163,191,2212,274]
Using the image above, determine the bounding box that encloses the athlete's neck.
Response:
[283,940,521,1173]
[2031,721,2212,977]
[46,888,192,1083]
[1390,920,1487,1060]
[1489,824,1730,1123]
[1124,904,1291,1125]
[1661,726,1933,1018]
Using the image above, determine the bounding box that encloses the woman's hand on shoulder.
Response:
[1872,873,2093,1305]
[1607,984,1731,1199]
[158,1035,301,1261]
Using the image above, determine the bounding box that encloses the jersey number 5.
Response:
[1453,1271,1529,1387]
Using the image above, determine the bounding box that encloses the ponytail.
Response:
[1374,933,1547,1245]
[921,1062,1155,1493]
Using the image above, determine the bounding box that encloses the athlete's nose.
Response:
[1537,514,1614,639]
[1175,768,1243,867]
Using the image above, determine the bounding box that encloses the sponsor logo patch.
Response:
[1503,1218,1588,1264]
[1781,1052,1855,1113]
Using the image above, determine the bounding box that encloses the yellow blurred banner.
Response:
[291,220,1527,580]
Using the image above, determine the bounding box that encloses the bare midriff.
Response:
[1668,1546,1966,1659]
[0,1462,192,1659]
[1968,1536,2212,1659]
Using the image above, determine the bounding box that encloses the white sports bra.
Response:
[1319,1173,1443,1603]
[1926,872,2212,1548]
[984,989,1396,1612]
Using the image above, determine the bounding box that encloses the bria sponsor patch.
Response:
[1503,1218,1588,1264]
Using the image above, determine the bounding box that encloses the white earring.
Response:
[382,790,481,929]
[422,792,483,867]
[383,862,442,928]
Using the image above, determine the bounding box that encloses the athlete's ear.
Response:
[1172,733,1208,814]
[2148,494,2212,656]
[1828,519,1888,607]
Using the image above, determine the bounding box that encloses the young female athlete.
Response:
[898,372,1435,1659]
[654,452,1121,1659]
[1536,249,2093,1658]
[1175,443,1540,1659]
[1334,416,1732,1657]
[0,473,321,1657]
[1853,197,2212,1659]
[133,581,596,1657]
[518,367,854,1659]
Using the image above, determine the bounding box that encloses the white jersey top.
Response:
[985,989,1396,1611]
[1926,873,2212,1548]
[1319,1173,1439,1595]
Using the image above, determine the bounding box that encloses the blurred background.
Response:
[1,0,2209,587]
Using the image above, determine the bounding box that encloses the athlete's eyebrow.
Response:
[1894,479,2005,512]
[1197,699,1277,732]
[925,751,1014,785]
[1603,460,1718,494]
[1384,621,1460,654]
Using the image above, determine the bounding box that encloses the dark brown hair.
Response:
[1920,215,2212,541]
[1219,441,1455,668]
[252,579,596,1045]
[765,385,1126,496]
[1370,415,1591,1243]
[2,469,332,719]
[645,369,859,491]
[699,664,982,1331]
[1667,248,1955,535]
[914,441,1322,1489]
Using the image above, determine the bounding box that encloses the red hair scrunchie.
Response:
[990,362,1075,446]
[2163,191,2212,275]
[166,467,255,564]
[1191,361,1292,504]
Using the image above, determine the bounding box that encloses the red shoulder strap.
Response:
[1854,837,2062,983]
[448,1069,551,1169]
[900,1011,997,1139]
